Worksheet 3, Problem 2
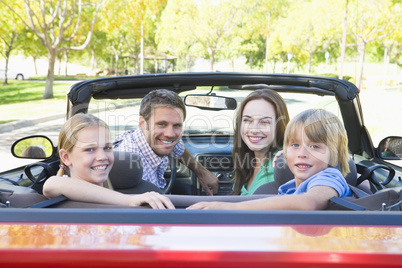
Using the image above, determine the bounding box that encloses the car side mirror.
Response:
[11,135,55,159]
[184,94,237,110]
[377,136,402,160]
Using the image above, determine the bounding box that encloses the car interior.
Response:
[1,73,401,214]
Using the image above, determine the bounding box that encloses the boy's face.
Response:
[139,106,184,157]
[286,127,331,186]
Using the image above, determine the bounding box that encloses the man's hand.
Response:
[178,147,219,195]
[194,167,219,195]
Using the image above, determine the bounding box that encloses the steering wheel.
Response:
[24,162,56,193]
[163,156,176,194]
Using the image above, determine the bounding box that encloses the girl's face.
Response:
[240,99,277,156]
[61,126,114,185]
[286,127,331,186]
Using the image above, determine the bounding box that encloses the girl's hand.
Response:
[129,192,175,209]
[186,201,236,210]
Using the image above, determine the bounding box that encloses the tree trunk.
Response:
[209,50,215,72]
[356,42,366,89]
[339,0,348,79]
[2,55,10,85]
[90,50,96,75]
[32,56,38,75]
[114,50,119,76]
[42,50,56,99]
[64,50,68,77]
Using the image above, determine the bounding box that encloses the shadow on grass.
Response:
[0,81,68,105]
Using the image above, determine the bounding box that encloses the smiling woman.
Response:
[232,89,290,196]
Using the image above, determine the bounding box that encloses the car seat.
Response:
[108,151,163,194]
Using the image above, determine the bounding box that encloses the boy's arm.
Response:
[178,147,219,195]
[187,186,338,210]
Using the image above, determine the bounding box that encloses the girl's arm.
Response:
[187,186,338,210]
[43,176,175,209]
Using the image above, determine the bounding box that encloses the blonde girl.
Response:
[43,113,174,209]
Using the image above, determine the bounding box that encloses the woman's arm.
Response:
[187,186,338,210]
[43,176,175,209]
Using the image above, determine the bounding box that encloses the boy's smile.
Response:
[286,128,331,186]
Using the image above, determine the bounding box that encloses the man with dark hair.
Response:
[114,89,219,195]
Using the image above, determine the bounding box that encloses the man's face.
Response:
[139,106,184,157]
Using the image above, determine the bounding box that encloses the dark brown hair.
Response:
[232,89,289,195]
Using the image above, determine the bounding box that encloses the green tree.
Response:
[157,0,242,72]
[0,2,25,85]
[19,30,47,76]
[156,0,198,71]
[236,0,289,72]
[0,0,104,98]
[101,0,167,75]
[349,0,394,88]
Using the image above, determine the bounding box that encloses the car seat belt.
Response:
[28,195,68,208]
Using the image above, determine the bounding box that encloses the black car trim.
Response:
[0,209,401,225]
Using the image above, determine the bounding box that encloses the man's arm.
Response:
[178,147,219,195]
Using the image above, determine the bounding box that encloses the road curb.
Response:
[0,113,65,134]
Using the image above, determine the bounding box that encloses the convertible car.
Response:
[0,72,401,267]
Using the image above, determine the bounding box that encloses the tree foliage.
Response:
[0,0,103,98]
[1,0,402,93]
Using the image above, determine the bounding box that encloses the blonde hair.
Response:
[56,113,110,176]
[283,109,350,177]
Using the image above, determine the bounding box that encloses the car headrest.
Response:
[109,151,143,190]
[273,155,358,186]
[273,155,295,187]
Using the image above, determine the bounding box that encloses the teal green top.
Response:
[240,155,276,196]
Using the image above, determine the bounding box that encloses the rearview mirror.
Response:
[11,135,55,159]
[377,136,402,160]
[184,94,237,110]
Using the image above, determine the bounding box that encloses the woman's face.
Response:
[62,126,114,185]
[240,99,277,155]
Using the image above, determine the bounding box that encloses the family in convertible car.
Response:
[43,88,352,210]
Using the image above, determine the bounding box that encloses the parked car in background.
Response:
[0,68,29,80]
[0,72,401,266]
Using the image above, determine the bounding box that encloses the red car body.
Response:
[1,223,401,267]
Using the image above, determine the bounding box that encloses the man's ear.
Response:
[139,116,148,131]
[59,149,72,167]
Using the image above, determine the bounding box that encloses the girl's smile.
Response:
[240,99,277,157]
[61,126,114,186]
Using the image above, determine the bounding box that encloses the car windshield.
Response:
[88,88,341,140]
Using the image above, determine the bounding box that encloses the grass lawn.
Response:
[0,81,74,124]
